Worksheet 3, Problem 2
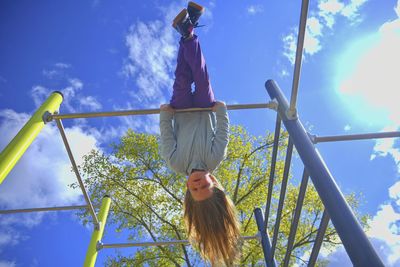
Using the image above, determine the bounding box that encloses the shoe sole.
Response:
[188,1,205,13]
[172,8,188,27]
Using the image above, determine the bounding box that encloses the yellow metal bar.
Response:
[0,91,63,184]
[84,196,111,267]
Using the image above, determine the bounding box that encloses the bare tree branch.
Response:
[137,156,183,205]
[112,199,185,266]
[233,141,275,202]
[110,178,194,266]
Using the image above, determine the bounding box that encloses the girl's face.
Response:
[187,171,216,201]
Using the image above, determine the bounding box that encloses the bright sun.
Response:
[334,21,400,130]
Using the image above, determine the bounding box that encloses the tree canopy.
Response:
[75,125,367,266]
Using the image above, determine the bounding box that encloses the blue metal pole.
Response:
[283,168,309,266]
[271,138,294,260]
[309,209,330,266]
[265,80,384,267]
[254,208,277,267]
[264,114,281,227]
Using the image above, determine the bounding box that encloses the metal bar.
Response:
[0,205,90,214]
[271,138,294,260]
[288,0,310,119]
[0,91,63,184]
[103,240,189,248]
[99,235,259,249]
[264,114,282,227]
[266,80,384,267]
[254,208,277,267]
[55,119,99,228]
[50,103,277,120]
[308,209,330,267]
[283,168,310,266]
[84,196,111,267]
[312,131,400,143]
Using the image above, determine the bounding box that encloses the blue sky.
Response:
[0,0,399,266]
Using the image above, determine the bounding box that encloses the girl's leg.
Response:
[170,42,194,109]
[181,35,215,108]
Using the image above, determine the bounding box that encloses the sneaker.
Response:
[172,9,194,39]
[187,1,205,26]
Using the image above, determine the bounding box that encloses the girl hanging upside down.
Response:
[159,2,241,266]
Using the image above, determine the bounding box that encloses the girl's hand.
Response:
[212,101,226,112]
[160,104,175,113]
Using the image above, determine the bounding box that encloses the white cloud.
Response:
[318,0,343,28]
[319,0,344,15]
[123,17,176,106]
[36,64,103,115]
[117,3,198,136]
[322,238,400,267]
[31,85,50,107]
[0,110,99,208]
[280,69,290,77]
[308,16,323,36]
[333,2,400,265]
[368,199,400,246]
[54,63,71,69]
[367,181,400,265]
[247,5,264,15]
[0,261,16,267]
[372,128,400,172]
[322,246,352,266]
[0,109,101,250]
[0,227,24,248]
[282,17,323,64]
[68,78,83,90]
[79,96,102,111]
[42,69,59,79]
[42,62,71,79]
[341,0,368,20]
[344,124,351,131]
[111,101,160,136]
[389,181,400,203]
[122,1,215,107]
[339,21,400,127]
[304,16,323,55]
[283,30,297,64]
[282,0,369,64]
[32,77,102,113]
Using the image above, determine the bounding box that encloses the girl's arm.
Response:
[207,102,229,169]
[159,104,177,162]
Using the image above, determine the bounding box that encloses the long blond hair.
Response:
[184,178,241,266]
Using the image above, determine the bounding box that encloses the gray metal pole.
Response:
[99,235,259,249]
[288,0,310,119]
[50,103,278,120]
[311,131,400,143]
[308,209,330,267]
[0,205,90,214]
[283,168,309,266]
[55,119,99,229]
[264,114,282,227]
[271,138,294,260]
[266,80,384,267]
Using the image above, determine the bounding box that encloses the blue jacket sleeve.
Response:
[159,111,176,163]
[207,105,229,170]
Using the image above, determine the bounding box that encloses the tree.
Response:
[75,125,367,266]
